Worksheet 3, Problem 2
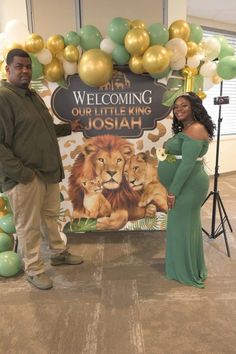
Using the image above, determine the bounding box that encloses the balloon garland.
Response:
[0,18,235,102]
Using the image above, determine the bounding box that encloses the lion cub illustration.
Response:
[124,152,168,214]
[72,177,111,219]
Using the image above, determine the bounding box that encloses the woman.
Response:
[158,92,215,288]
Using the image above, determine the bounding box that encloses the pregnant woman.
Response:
[158,92,215,288]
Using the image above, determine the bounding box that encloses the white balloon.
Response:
[199,61,217,77]
[170,56,186,70]
[63,60,77,75]
[36,48,53,65]
[100,38,116,54]
[166,38,188,58]
[4,19,29,45]
[187,54,201,68]
[0,33,9,53]
[200,37,221,62]
[203,77,214,91]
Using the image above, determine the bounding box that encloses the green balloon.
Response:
[29,54,43,80]
[0,251,21,277]
[148,23,169,46]
[108,17,130,45]
[219,45,235,59]
[215,35,235,59]
[0,213,16,234]
[0,233,13,252]
[112,45,130,65]
[217,56,236,80]
[79,25,102,50]
[188,23,203,44]
[64,31,80,46]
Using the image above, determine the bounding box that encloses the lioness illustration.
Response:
[68,135,147,230]
[124,152,168,213]
[72,177,111,219]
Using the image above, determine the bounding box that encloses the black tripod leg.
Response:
[202,191,214,206]
[218,193,233,232]
[216,194,231,257]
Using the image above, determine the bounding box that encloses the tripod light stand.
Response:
[202,81,233,257]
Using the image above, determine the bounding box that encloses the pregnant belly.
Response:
[157,161,178,189]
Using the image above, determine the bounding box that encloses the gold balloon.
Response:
[46,35,64,55]
[63,45,80,62]
[125,28,150,56]
[182,66,198,92]
[169,20,190,42]
[212,74,223,84]
[25,33,44,53]
[129,56,144,74]
[78,49,113,87]
[142,45,170,74]
[43,58,64,82]
[131,19,146,29]
[186,41,198,58]
[3,43,24,59]
[0,61,6,79]
[197,89,207,100]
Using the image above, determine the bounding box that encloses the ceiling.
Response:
[187,0,236,25]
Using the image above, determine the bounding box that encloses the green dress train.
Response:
[158,132,209,288]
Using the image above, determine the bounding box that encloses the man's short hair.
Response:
[6,49,31,65]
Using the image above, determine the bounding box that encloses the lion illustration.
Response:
[124,152,168,213]
[72,177,111,219]
[68,135,147,230]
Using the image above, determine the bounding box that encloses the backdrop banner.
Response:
[39,68,172,233]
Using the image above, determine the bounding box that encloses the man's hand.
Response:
[70,119,83,132]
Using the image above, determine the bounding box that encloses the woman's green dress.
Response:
[158,132,209,288]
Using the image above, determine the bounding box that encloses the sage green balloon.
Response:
[0,233,13,252]
[0,251,21,277]
[79,25,102,50]
[0,213,16,234]
[112,45,130,65]
[217,56,236,80]
[148,23,169,46]
[29,53,43,80]
[108,17,130,45]
[188,23,203,44]
[64,31,80,46]
[215,35,235,59]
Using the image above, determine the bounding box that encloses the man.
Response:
[0,49,83,290]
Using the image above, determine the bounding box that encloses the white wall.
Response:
[0,0,28,31]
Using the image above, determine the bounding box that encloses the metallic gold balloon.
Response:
[125,28,150,56]
[63,45,80,62]
[129,56,144,74]
[197,89,207,100]
[78,49,113,87]
[182,66,198,92]
[43,57,64,82]
[3,43,24,59]
[212,74,223,84]
[25,33,44,53]
[0,61,6,79]
[142,45,170,74]
[169,20,190,42]
[131,19,146,29]
[186,41,198,58]
[46,35,65,55]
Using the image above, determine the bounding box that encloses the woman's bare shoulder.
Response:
[184,122,209,141]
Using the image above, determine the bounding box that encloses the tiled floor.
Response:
[1,173,236,354]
